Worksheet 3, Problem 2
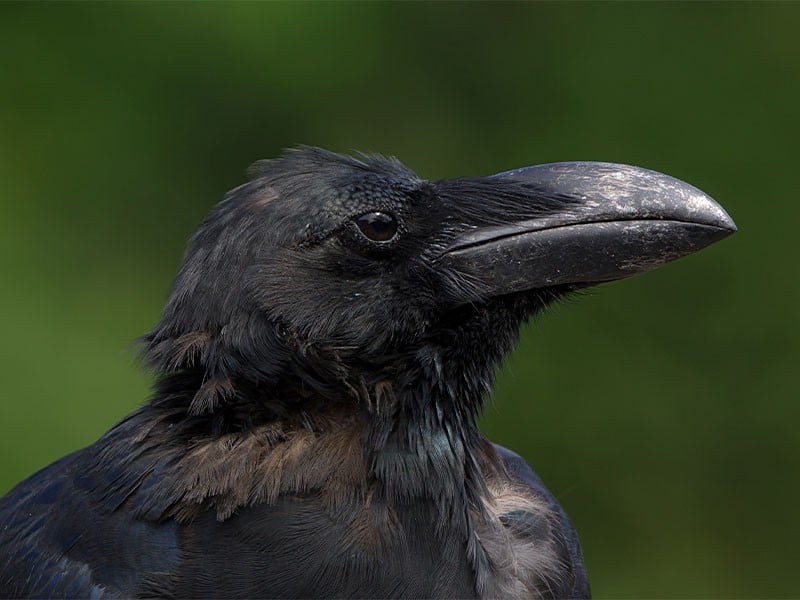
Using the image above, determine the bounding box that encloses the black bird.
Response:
[0,147,735,599]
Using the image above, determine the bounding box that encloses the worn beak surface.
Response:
[441,162,737,297]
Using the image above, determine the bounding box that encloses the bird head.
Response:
[143,147,735,420]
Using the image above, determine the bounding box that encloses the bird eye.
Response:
[355,212,398,243]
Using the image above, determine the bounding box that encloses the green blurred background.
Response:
[1,2,797,597]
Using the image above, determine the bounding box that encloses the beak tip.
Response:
[721,218,738,235]
[691,189,737,236]
[719,211,738,234]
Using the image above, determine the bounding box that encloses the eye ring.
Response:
[355,212,399,243]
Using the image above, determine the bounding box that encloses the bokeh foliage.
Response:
[1,2,797,597]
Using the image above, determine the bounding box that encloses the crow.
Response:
[0,147,735,599]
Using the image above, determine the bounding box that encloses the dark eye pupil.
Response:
[356,212,398,242]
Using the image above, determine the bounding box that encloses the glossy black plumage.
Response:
[0,147,735,598]
[0,408,583,598]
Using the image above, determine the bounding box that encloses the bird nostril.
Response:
[355,212,398,242]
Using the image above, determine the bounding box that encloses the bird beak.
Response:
[439,162,737,298]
